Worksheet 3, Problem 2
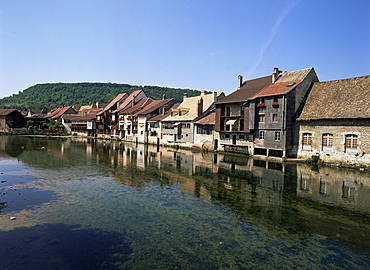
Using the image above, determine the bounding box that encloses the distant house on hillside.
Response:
[296,75,370,166]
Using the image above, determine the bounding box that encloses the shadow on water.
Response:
[0,223,132,270]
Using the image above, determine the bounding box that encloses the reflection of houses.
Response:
[296,75,370,166]
[0,109,25,132]
[247,68,318,158]
[161,91,223,145]
[296,164,370,214]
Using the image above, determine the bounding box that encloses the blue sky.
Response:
[0,0,369,99]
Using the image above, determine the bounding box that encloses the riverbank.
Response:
[1,132,368,170]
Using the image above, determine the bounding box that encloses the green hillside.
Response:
[0,82,208,110]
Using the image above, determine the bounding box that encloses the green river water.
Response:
[0,135,369,269]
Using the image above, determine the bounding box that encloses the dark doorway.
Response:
[232,135,237,145]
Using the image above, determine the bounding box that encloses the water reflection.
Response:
[1,136,370,269]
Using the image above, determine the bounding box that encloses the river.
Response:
[0,135,369,269]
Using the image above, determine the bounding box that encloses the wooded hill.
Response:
[0,82,208,110]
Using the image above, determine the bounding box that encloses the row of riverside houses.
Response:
[0,67,369,166]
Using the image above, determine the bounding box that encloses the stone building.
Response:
[296,75,370,167]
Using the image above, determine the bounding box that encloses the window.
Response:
[239,134,245,140]
[226,107,231,116]
[272,114,278,122]
[345,134,358,151]
[275,132,281,141]
[259,114,265,122]
[300,174,310,191]
[320,178,330,195]
[342,181,355,201]
[225,134,230,139]
[259,131,265,139]
[302,133,312,150]
[197,125,214,135]
[322,133,333,151]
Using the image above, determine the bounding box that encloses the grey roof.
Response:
[297,75,370,120]
[275,68,313,83]
[216,75,272,104]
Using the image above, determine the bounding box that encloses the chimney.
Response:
[272,67,282,83]
[212,91,217,103]
[201,91,205,96]
[131,96,135,107]
[183,93,188,100]
[197,98,203,117]
[162,94,166,100]
[238,75,243,88]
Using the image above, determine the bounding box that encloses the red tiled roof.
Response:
[250,80,302,99]
[102,93,128,112]
[120,98,152,114]
[114,90,144,113]
[46,108,62,118]
[46,106,75,119]
[133,99,175,116]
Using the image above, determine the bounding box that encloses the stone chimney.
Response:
[162,94,166,100]
[183,93,188,101]
[131,96,135,107]
[197,98,203,117]
[238,75,243,89]
[272,67,282,83]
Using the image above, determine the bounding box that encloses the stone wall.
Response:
[297,119,370,166]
